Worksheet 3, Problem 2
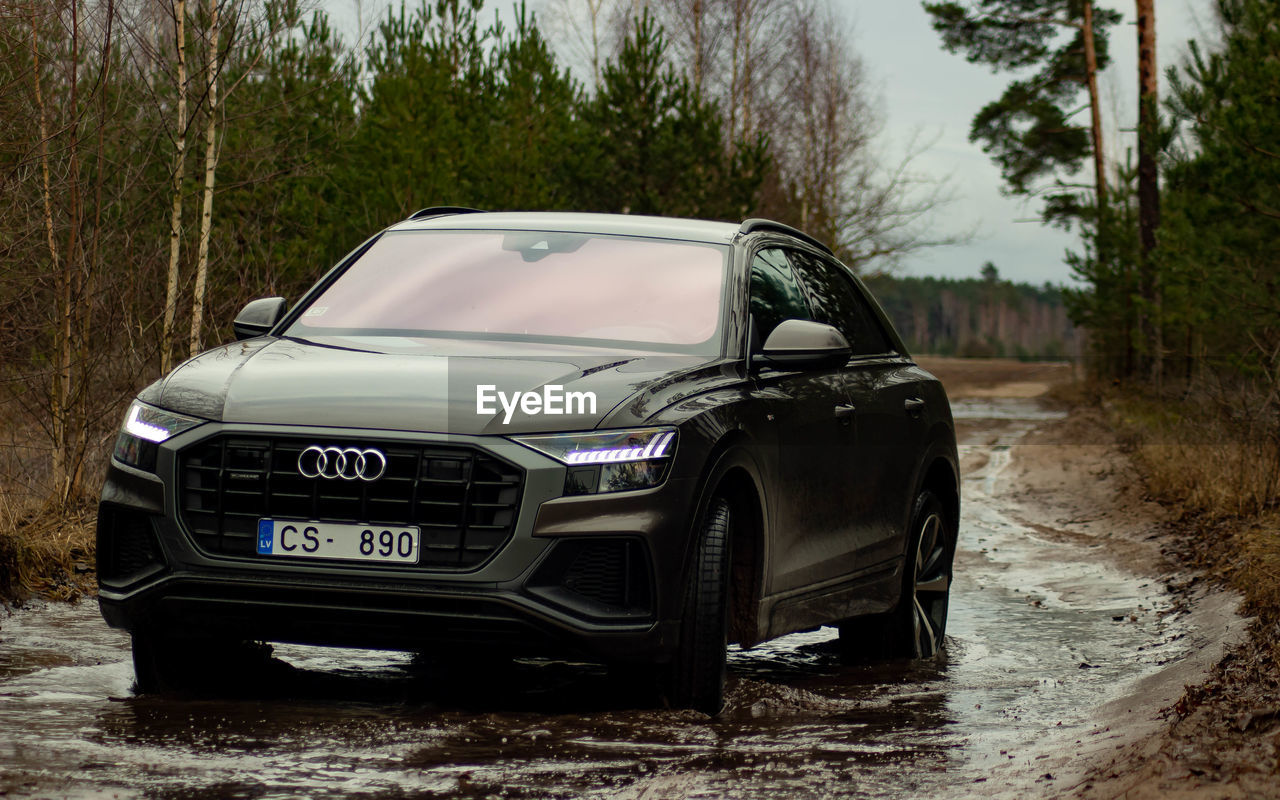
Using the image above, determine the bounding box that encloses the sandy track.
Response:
[927,358,1255,799]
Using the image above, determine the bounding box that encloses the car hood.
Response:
[145,336,726,435]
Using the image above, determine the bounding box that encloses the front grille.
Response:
[178,436,523,570]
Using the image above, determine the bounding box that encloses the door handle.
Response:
[834,403,856,425]
[904,397,926,417]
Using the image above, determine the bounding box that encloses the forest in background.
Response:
[865,266,1079,360]
[0,0,949,512]
[0,0,1276,522]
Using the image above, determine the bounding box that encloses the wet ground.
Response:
[0,398,1199,799]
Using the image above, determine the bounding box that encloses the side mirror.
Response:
[751,319,851,371]
[232,297,287,341]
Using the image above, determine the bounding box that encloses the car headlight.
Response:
[112,401,205,471]
[512,427,677,495]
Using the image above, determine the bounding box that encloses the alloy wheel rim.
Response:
[911,512,950,658]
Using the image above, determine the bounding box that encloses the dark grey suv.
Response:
[97,209,958,712]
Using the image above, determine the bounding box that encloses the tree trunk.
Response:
[190,0,220,357]
[62,0,85,503]
[145,2,159,91]
[589,0,602,90]
[1083,1,1123,375]
[161,0,189,373]
[738,0,753,140]
[692,0,703,96]
[80,0,117,500]
[1136,0,1162,388]
[1081,1,1107,210]
[29,6,67,498]
[729,0,741,142]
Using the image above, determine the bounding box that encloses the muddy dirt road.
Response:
[0,370,1242,799]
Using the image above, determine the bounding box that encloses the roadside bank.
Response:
[922,357,1278,798]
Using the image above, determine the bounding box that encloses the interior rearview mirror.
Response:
[751,319,851,371]
[232,297,287,341]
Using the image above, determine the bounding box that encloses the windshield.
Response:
[288,230,729,355]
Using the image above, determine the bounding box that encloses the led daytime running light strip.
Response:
[564,431,675,465]
[124,405,173,443]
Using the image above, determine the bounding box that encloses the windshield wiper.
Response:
[279,335,378,354]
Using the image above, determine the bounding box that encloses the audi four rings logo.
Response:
[297,445,387,482]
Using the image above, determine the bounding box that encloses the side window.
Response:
[749,248,812,344]
[789,251,893,356]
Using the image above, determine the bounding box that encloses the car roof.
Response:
[388,211,742,246]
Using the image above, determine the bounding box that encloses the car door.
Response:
[747,248,860,597]
[789,250,925,569]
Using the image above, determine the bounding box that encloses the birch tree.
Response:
[26,3,68,495]
[188,0,219,356]
[777,4,956,269]
[539,0,614,88]
[2,0,126,504]
[160,0,189,372]
[646,0,723,96]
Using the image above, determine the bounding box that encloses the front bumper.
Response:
[97,423,701,662]
[97,573,681,660]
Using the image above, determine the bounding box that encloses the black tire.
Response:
[665,496,732,714]
[131,629,271,695]
[131,628,181,694]
[839,490,953,660]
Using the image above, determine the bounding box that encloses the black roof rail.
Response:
[407,206,486,220]
[737,218,833,255]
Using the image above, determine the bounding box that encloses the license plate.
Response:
[256,519,420,564]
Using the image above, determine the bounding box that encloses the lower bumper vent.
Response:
[528,538,653,619]
[97,506,165,584]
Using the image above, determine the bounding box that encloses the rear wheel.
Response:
[664,496,732,713]
[839,490,953,659]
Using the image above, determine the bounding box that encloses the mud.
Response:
[0,395,1240,799]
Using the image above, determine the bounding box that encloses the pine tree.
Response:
[578,12,766,220]
[1159,0,1280,382]
[923,0,1120,224]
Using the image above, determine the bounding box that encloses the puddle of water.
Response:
[950,398,1069,422]
[0,398,1192,799]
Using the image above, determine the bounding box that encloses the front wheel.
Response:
[840,490,954,659]
[131,629,274,695]
[664,496,732,714]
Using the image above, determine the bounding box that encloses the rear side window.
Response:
[789,251,893,356]
[749,248,812,343]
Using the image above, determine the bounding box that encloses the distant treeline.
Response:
[863,268,1079,360]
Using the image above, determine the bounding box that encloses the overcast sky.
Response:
[324,0,1218,287]
[844,0,1215,286]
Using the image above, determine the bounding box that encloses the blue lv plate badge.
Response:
[257,520,273,554]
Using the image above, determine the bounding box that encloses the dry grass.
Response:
[0,492,96,604]
[916,355,1075,400]
[0,402,111,604]
[1109,391,1280,657]
[1114,396,1280,519]
[1236,511,1280,629]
